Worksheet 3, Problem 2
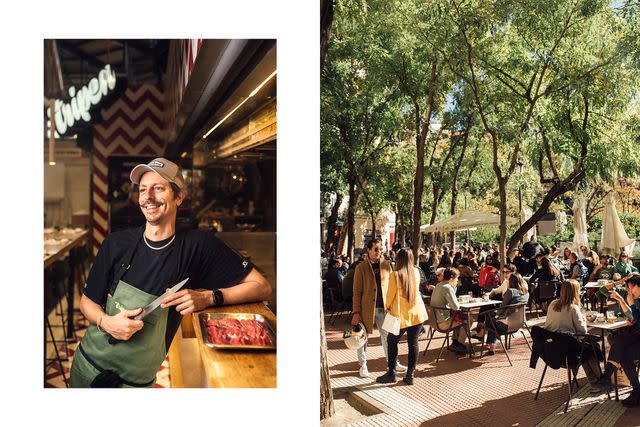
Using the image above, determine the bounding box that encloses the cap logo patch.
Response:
[150,160,165,168]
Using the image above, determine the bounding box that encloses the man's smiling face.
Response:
[138,171,183,226]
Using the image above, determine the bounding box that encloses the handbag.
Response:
[381,272,401,335]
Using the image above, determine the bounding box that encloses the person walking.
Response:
[376,248,428,385]
[351,238,406,378]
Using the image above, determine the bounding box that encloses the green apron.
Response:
[70,279,170,388]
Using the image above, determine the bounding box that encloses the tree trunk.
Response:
[320,284,335,420]
[508,169,586,250]
[370,211,376,242]
[498,178,508,271]
[411,62,438,262]
[412,132,426,261]
[320,0,334,73]
[324,193,343,253]
[346,170,357,261]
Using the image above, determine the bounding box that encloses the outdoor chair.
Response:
[326,288,350,325]
[478,302,530,366]
[531,280,559,316]
[529,325,602,413]
[422,304,464,363]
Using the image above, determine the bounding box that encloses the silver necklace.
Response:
[143,234,176,251]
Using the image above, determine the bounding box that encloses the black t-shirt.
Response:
[83,227,253,351]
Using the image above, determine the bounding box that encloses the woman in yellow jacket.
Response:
[376,248,428,385]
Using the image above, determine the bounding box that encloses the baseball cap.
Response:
[130,157,185,191]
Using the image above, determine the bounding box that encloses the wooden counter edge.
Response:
[189,302,277,388]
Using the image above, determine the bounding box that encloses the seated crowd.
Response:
[329,237,640,408]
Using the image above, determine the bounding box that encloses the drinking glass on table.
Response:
[606,311,615,324]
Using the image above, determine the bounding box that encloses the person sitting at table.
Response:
[452,251,463,268]
[569,252,589,286]
[467,251,480,272]
[590,254,616,281]
[431,267,468,354]
[578,244,590,260]
[324,259,344,292]
[550,245,560,258]
[477,273,529,355]
[530,256,563,283]
[544,280,602,385]
[529,256,563,303]
[512,248,533,276]
[563,247,572,262]
[376,248,428,385]
[615,252,638,277]
[478,256,500,293]
[487,263,517,300]
[583,251,599,278]
[457,258,476,279]
[592,275,640,407]
[438,251,452,269]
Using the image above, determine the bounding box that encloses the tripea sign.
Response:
[46,64,117,135]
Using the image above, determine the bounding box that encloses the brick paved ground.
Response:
[324,313,640,427]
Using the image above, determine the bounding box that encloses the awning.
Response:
[420,210,517,233]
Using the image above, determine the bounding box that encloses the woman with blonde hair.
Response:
[376,248,428,385]
[544,280,601,384]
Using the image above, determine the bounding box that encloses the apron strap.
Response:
[108,227,144,298]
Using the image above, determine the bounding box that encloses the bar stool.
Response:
[51,261,72,348]
[44,267,69,388]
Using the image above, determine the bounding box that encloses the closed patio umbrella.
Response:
[572,198,589,252]
[600,194,635,257]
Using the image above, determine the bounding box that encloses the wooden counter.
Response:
[189,302,277,388]
[44,229,89,268]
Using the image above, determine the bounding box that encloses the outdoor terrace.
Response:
[322,313,640,427]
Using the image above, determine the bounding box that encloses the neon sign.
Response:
[46,64,117,135]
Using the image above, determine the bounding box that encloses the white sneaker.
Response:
[359,366,370,378]
[395,362,407,373]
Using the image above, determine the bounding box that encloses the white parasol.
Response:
[420,210,517,233]
[572,198,589,252]
[600,194,635,257]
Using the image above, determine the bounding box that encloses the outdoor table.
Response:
[458,299,501,357]
[587,318,628,401]
[44,228,89,339]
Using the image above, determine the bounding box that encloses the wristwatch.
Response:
[212,289,224,306]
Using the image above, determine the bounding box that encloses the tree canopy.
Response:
[321,0,640,257]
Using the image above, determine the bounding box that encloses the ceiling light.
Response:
[181,151,188,158]
[203,70,277,140]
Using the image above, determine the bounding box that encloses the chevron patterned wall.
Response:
[91,84,168,254]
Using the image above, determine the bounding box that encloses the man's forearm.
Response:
[218,268,271,306]
[80,294,107,326]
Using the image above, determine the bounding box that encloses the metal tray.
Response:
[198,312,276,350]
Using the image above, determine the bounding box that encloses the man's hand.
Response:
[351,312,361,326]
[161,288,212,315]
[102,308,144,341]
[426,284,435,292]
[610,290,623,303]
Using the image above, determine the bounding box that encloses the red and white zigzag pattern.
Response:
[92,84,168,254]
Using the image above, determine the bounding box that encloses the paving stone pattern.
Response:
[325,314,638,427]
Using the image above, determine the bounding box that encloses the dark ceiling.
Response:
[44,39,169,99]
